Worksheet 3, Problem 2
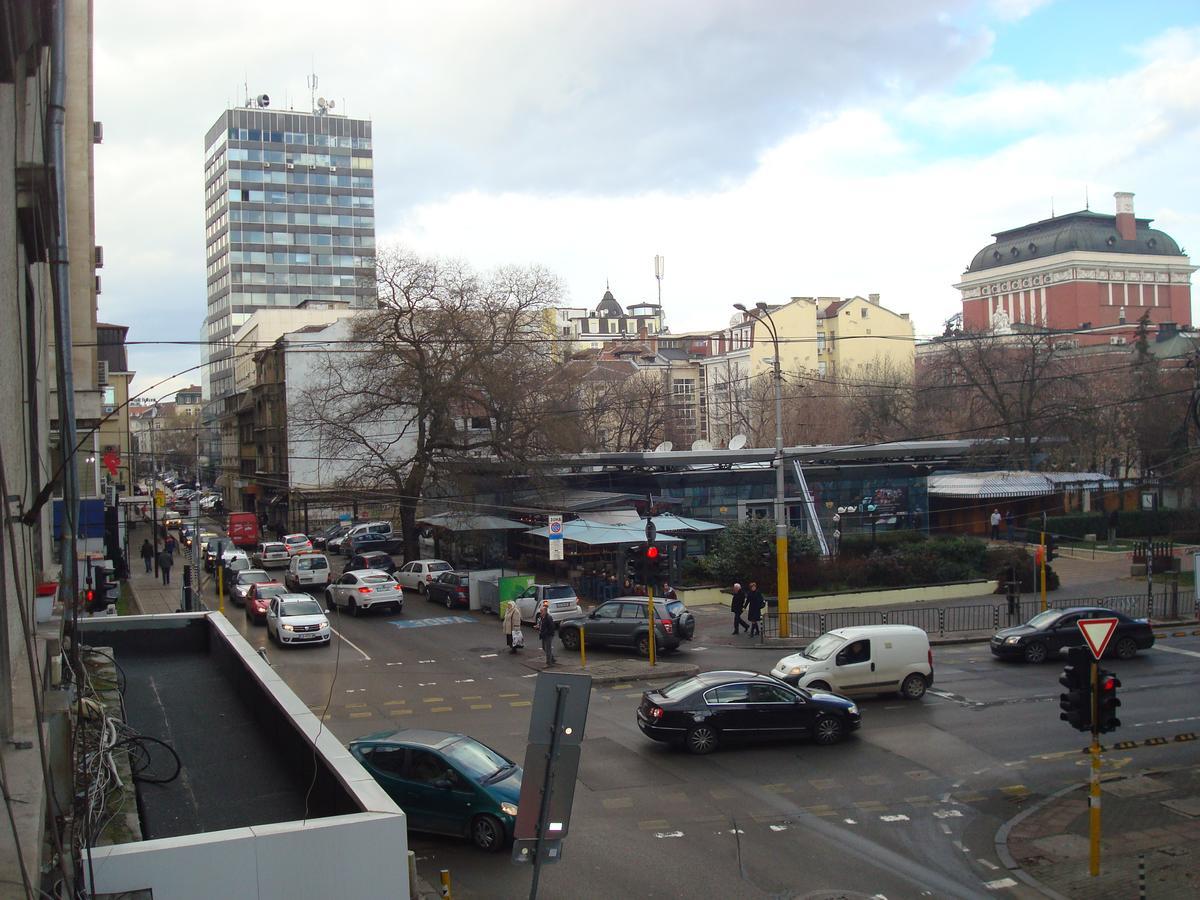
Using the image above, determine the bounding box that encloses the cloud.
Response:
[987,0,1054,22]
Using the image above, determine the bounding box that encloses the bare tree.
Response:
[292,248,570,560]
[837,357,917,443]
[561,364,670,452]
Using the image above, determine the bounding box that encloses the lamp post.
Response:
[734,302,790,637]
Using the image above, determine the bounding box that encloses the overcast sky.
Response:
[92,0,1200,399]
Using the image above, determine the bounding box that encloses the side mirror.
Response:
[433,777,453,790]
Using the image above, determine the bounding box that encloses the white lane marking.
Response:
[454,678,475,684]
[953,840,969,853]
[330,627,372,662]
[522,673,537,678]
[977,859,999,871]
[880,814,910,822]
[1134,714,1200,728]
[769,824,788,832]
[480,653,498,658]
[933,809,963,819]
[940,823,952,835]
[417,681,437,686]
[418,659,436,663]
[691,646,708,651]
[386,661,403,666]
[1155,644,1200,659]
[654,831,684,839]
[844,818,857,824]
[984,877,1017,890]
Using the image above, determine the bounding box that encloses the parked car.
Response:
[284,552,331,592]
[344,551,398,576]
[283,533,313,556]
[245,581,287,625]
[345,531,391,555]
[313,522,350,550]
[325,570,404,616]
[509,583,583,624]
[266,594,331,647]
[426,572,471,609]
[637,670,861,755]
[229,568,273,607]
[990,606,1155,663]
[349,729,521,851]
[557,596,691,657]
[226,511,260,549]
[394,559,454,594]
[329,521,393,555]
[771,624,933,699]
[252,541,290,569]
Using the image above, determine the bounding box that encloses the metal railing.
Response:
[761,588,1196,640]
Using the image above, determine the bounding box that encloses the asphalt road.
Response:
[208,561,1200,900]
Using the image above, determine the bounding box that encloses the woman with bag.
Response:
[502,600,523,653]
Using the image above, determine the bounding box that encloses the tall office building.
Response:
[201,95,376,403]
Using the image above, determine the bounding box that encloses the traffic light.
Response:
[1059,647,1092,732]
[1046,535,1058,561]
[1096,669,1121,734]
[644,543,670,590]
[625,544,644,585]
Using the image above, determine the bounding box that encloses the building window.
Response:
[818,361,827,377]
[816,333,826,353]
[860,307,868,318]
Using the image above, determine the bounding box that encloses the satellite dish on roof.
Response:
[653,441,674,453]
[318,96,328,108]
[728,434,748,451]
[691,439,714,451]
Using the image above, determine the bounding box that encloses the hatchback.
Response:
[230,568,272,607]
[426,572,471,609]
[325,570,404,616]
[395,559,453,594]
[350,729,521,851]
[559,596,695,657]
[245,582,287,625]
[253,541,290,569]
[283,533,313,556]
[344,551,398,576]
[266,594,331,647]
[637,670,861,754]
[990,606,1155,663]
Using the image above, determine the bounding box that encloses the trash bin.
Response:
[35,582,57,623]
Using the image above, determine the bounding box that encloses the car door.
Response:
[703,683,754,734]
[333,573,358,608]
[832,639,876,694]
[514,586,538,621]
[617,601,648,647]
[403,749,471,836]
[585,602,623,645]
[395,562,416,591]
[1048,613,1082,653]
[361,747,430,830]
[744,682,811,738]
[266,598,280,637]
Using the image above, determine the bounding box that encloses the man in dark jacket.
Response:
[536,599,557,666]
[745,582,766,637]
[731,582,750,634]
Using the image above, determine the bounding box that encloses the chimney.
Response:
[868,293,880,305]
[1156,322,1178,343]
[1114,191,1136,241]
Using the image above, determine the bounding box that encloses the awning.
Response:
[525,519,685,546]
[417,512,530,532]
[928,472,1057,499]
[647,512,725,533]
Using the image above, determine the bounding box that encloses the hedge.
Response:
[1036,510,1200,541]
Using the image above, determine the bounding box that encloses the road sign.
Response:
[1077,617,1119,660]
[547,514,563,561]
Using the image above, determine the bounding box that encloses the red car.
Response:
[245,582,287,625]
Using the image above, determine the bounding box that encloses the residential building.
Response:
[96,323,135,492]
[957,192,1194,342]
[814,294,914,379]
[552,287,664,352]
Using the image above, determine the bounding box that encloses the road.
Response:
[204,560,1200,899]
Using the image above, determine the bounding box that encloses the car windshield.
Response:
[1027,609,1064,628]
[280,600,323,617]
[544,585,575,599]
[241,572,271,584]
[257,586,286,599]
[802,633,846,661]
[658,676,704,699]
[443,738,513,783]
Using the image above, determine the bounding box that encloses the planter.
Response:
[35,582,58,623]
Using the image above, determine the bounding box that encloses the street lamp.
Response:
[734,302,790,637]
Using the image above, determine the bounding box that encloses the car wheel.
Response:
[560,629,580,651]
[813,715,846,746]
[636,633,652,657]
[325,591,335,612]
[417,583,426,595]
[349,598,359,618]
[1023,641,1048,664]
[445,596,453,609]
[900,673,928,700]
[685,724,718,755]
[807,681,831,692]
[1114,637,1138,660]
[470,814,505,852]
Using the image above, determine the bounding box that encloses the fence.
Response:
[761,588,1197,640]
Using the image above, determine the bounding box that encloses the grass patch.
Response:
[118,579,133,615]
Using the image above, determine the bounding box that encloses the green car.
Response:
[349,729,521,851]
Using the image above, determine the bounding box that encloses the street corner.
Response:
[517,655,699,684]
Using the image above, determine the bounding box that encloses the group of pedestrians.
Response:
[730,581,766,636]
[138,534,178,585]
[501,598,558,666]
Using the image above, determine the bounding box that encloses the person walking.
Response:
[730,582,750,635]
[502,599,523,654]
[989,509,1001,541]
[745,581,766,637]
[140,539,155,574]
[158,548,174,585]
[536,599,557,666]
[164,533,178,558]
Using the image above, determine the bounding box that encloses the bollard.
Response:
[1138,853,1145,899]
[440,868,452,900]
[408,851,418,900]
[579,626,586,668]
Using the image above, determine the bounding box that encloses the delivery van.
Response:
[226,511,260,550]
[771,624,933,699]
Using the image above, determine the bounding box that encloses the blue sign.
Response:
[389,616,475,629]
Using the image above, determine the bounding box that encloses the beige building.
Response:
[815,294,914,380]
[96,323,134,492]
[550,287,664,353]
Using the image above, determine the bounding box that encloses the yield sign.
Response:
[1077,617,1119,660]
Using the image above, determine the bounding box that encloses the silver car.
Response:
[325,569,404,616]
[231,568,273,606]
[266,594,331,647]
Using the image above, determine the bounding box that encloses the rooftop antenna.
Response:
[307,66,318,113]
[1051,196,1055,218]
[1085,184,1090,210]
[243,72,249,107]
[654,254,664,307]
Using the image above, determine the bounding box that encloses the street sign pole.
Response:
[1089,660,1101,877]
[528,685,567,900]
[645,517,656,667]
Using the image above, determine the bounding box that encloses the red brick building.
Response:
[957,192,1194,344]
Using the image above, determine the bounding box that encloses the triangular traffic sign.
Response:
[1077,617,1119,659]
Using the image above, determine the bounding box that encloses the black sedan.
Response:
[637,670,860,755]
[990,606,1155,663]
[426,571,471,609]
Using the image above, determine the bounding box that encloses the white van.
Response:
[284,553,331,591]
[771,624,933,699]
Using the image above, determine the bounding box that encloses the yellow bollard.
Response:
[579,625,586,668]
[440,868,452,899]
[647,588,656,667]
[217,561,224,614]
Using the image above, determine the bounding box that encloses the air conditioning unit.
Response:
[94,245,104,268]
[329,166,337,173]
[92,121,103,144]
[95,274,101,295]
[1109,336,1126,345]
[97,360,109,386]
[263,161,270,168]
[286,163,294,170]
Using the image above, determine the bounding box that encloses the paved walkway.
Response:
[125,520,213,615]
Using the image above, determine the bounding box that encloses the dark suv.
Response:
[559,596,695,657]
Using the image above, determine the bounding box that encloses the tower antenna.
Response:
[1085,184,1090,210]
[307,64,318,114]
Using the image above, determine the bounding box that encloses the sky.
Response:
[92,0,1200,399]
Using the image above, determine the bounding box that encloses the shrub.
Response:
[986,545,1060,592]
[838,529,926,558]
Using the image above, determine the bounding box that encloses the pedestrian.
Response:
[730,582,750,634]
[502,599,523,654]
[989,508,1001,541]
[164,534,177,558]
[140,539,154,574]
[536,599,557,666]
[1005,509,1015,542]
[158,549,174,585]
[661,583,678,601]
[745,581,766,637]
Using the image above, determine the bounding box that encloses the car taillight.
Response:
[660,619,673,633]
[648,705,663,720]
[357,586,372,594]
[425,573,433,581]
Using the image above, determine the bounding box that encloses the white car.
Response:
[285,553,331,591]
[325,569,404,616]
[266,594,331,647]
[283,533,313,556]
[394,559,453,594]
[253,541,290,569]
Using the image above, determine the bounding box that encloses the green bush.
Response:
[1034,515,1105,540]
[986,545,1060,591]
[698,519,819,589]
[837,529,926,558]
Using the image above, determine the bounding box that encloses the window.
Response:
[365,747,406,775]
[861,307,868,318]
[593,603,621,620]
[836,640,871,666]
[405,749,451,785]
[746,683,795,704]
[619,602,647,619]
[708,684,752,704]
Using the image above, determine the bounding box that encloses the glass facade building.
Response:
[201,104,376,403]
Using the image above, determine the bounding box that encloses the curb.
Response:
[993,782,1079,900]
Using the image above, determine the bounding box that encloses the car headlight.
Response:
[1005,636,1022,645]
[847,705,859,716]
[500,802,518,817]
[789,666,804,676]
[282,624,295,632]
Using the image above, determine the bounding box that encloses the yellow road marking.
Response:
[422,697,445,703]
[510,700,532,707]
[349,711,373,719]
[638,819,670,830]
[611,684,632,690]
[810,778,839,791]
[470,704,493,710]
[384,700,406,706]
[804,805,836,817]
[499,692,520,698]
[603,797,633,809]
[709,788,736,800]
[347,703,367,709]
[389,709,413,717]
[430,706,452,713]
[463,695,482,700]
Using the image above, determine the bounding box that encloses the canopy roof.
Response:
[647,512,725,533]
[525,519,685,546]
[928,471,1115,500]
[417,512,530,532]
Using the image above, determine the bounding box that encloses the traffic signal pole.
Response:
[1089,660,1101,877]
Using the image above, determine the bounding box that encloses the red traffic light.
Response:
[646,546,659,559]
[85,589,95,603]
[1100,674,1117,691]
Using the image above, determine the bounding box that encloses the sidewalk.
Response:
[1000,763,1200,898]
[125,520,208,615]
